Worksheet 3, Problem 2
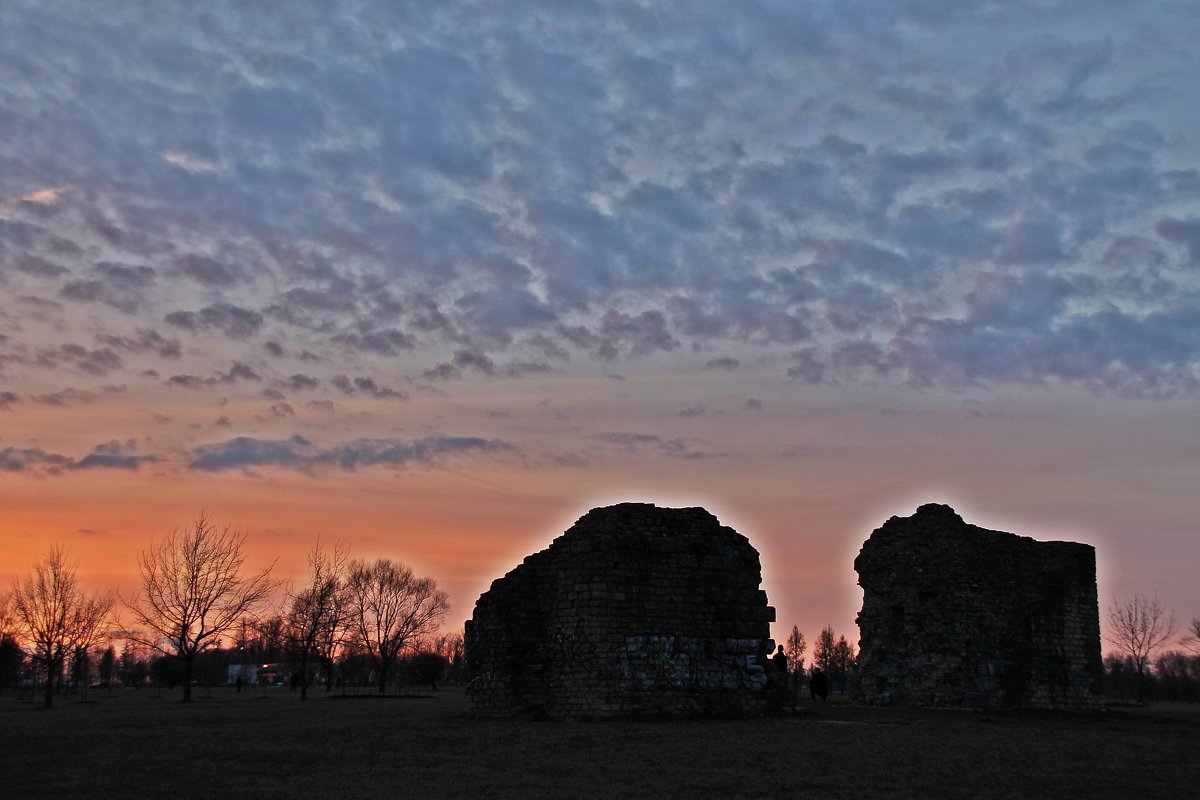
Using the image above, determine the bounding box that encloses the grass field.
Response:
[2,687,1197,799]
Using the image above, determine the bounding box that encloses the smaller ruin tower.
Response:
[465,503,775,719]
[854,504,1104,710]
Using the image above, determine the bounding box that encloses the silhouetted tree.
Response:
[127,513,275,702]
[830,634,857,692]
[784,626,806,678]
[10,546,114,708]
[120,641,150,687]
[1182,618,1200,658]
[1155,651,1200,703]
[432,632,466,684]
[98,645,116,689]
[0,592,16,639]
[0,594,22,693]
[346,558,449,694]
[408,651,448,690]
[0,635,22,693]
[1106,593,1177,702]
[813,625,836,673]
[281,537,349,700]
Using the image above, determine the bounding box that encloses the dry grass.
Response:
[2,688,1197,799]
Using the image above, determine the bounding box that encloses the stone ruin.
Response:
[465,503,775,719]
[854,503,1104,710]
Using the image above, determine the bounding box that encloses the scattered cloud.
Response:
[0,0,1196,412]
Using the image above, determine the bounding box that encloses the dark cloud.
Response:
[69,439,160,470]
[0,391,18,411]
[165,304,264,339]
[188,433,510,472]
[30,388,99,406]
[704,357,740,371]
[14,255,69,278]
[176,253,243,287]
[1155,216,1200,264]
[597,310,679,359]
[166,362,262,388]
[267,402,295,417]
[59,262,155,313]
[330,374,407,399]
[0,440,158,473]
[592,432,715,460]
[330,328,416,356]
[285,374,320,391]
[0,447,72,473]
[95,328,182,359]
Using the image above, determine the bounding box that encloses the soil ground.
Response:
[1,687,1197,798]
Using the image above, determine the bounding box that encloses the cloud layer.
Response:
[2,0,1198,438]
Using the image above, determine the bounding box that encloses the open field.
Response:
[2,687,1197,799]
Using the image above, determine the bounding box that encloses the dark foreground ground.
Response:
[1,687,1197,799]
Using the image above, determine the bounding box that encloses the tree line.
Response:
[1104,593,1200,703]
[780,624,858,693]
[2,513,451,707]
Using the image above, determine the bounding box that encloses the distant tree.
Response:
[433,631,466,684]
[0,593,22,693]
[120,641,150,688]
[1182,618,1200,658]
[252,614,286,660]
[813,625,836,673]
[830,634,857,691]
[281,537,349,700]
[1154,651,1200,703]
[0,635,22,693]
[1106,593,1177,702]
[98,645,116,689]
[784,626,806,677]
[0,592,16,638]
[408,651,449,690]
[346,558,449,694]
[127,513,276,702]
[10,545,114,708]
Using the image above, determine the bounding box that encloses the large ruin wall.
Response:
[854,504,1104,710]
[465,504,775,719]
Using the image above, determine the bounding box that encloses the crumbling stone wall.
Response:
[465,503,775,719]
[854,504,1103,710]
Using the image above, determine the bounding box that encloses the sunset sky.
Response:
[2,1,1198,654]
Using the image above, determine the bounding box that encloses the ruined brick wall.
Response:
[465,503,775,719]
[854,504,1103,710]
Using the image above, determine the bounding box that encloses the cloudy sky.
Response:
[2,0,1198,650]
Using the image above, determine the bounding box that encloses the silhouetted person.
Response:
[768,645,790,712]
[810,667,829,702]
[771,645,788,674]
[235,674,243,693]
[290,673,299,692]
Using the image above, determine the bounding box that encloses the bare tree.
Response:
[1106,593,1177,702]
[10,545,114,708]
[0,592,16,638]
[346,558,449,694]
[281,537,349,700]
[1181,618,1200,658]
[127,513,275,702]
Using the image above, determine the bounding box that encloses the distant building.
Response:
[227,663,286,685]
[854,503,1104,710]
